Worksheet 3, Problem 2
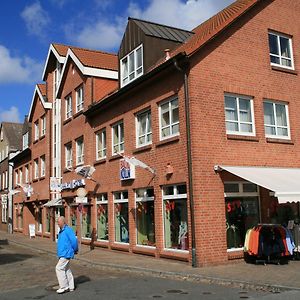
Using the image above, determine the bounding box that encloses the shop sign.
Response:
[50,177,61,192]
[60,179,85,191]
[75,196,88,204]
[120,158,135,181]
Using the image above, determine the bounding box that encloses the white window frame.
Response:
[65,95,72,119]
[76,86,84,113]
[112,121,124,155]
[41,115,46,136]
[268,31,294,70]
[76,137,84,165]
[159,97,179,140]
[65,143,73,169]
[96,193,108,242]
[25,165,29,183]
[136,110,152,147]
[263,100,290,139]
[19,169,23,185]
[34,121,39,141]
[224,93,256,136]
[96,129,106,160]
[1,195,7,223]
[15,170,19,186]
[34,159,39,179]
[40,156,45,177]
[23,132,29,150]
[120,44,143,87]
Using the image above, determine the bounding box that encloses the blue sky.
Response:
[0,0,233,124]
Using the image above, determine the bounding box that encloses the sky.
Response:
[0,0,234,124]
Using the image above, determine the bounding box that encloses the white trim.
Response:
[227,247,243,252]
[136,109,152,148]
[56,49,118,98]
[42,44,66,81]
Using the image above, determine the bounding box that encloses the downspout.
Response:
[174,57,197,267]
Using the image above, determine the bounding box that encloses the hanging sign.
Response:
[29,224,36,238]
[120,158,135,181]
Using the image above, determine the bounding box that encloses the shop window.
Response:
[46,208,51,233]
[81,205,92,239]
[70,206,77,233]
[162,184,188,251]
[268,31,294,69]
[96,193,108,241]
[136,188,155,247]
[159,97,179,140]
[37,207,42,232]
[1,195,7,223]
[263,101,290,139]
[224,182,260,250]
[19,204,23,229]
[114,191,129,243]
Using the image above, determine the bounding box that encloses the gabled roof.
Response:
[56,48,118,97]
[28,84,52,122]
[1,122,23,151]
[129,17,194,43]
[172,0,262,57]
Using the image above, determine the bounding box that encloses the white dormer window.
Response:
[23,132,29,150]
[121,44,143,87]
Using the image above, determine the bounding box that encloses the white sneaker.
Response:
[56,288,69,294]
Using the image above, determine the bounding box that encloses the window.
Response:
[96,193,108,241]
[41,115,46,136]
[70,206,77,233]
[25,165,29,183]
[224,94,255,135]
[136,188,155,246]
[163,184,188,251]
[82,206,92,239]
[136,110,152,147]
[121,44,143,87]
[268,32,294,69]
[19,169,23,185]
[65,95,72,119]
[263,101,290,138]
[76,86,84,113]
[34,121,39,141]
[113,191,129,243]
[40,155,45,177]
[54,62,62,93]
[76,137,84,165]
[5,171,7,189]
[23,132,29,150]
[1,195,7,223]
[15,170,19,186]
[112,122,124,155]
[46,208,51,233]
[37,207,42,232]
[96,129,106,160]
[65,143,73,168]
[34,159,39,179]
[159,98,179,139]
[224,182,259,250]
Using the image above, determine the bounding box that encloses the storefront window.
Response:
[70,206,77,233]
[96,194,108,241]
[163,184,189,251]
[224,182,260,249]
[114,191,129,243]
[19,204,23,229]
[46,208,51,233]
[136,188,155,246]
[81,205,92,239]
[37,207,42,232]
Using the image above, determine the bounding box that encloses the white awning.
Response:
[44,199,62,207]
[215,165,300,203]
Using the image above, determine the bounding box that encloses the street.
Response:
[0,239,299,300]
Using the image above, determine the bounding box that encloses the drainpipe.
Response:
[174,56,197,267]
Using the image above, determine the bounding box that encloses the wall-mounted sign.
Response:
[50,177,61,192]
[120,158,135,181]
[75,196,88,204]
[61,179,85,191]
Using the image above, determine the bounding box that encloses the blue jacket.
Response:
[57,225,78,259]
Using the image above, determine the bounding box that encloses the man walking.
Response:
[56,216,78,294]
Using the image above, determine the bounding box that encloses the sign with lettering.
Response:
[60,179,85,191]
[120,158,135,181]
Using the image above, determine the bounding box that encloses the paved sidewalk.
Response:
[1,231,300,292]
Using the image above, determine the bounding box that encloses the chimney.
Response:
[164,49,170,61]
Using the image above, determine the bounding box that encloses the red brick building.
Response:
[11,0,300,266]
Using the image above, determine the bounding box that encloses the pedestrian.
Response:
[55,216,78,294]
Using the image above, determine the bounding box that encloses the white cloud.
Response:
[65,0,234,51]
[21,1,50,38]
[0,45,43,84]
[0,107,20,123]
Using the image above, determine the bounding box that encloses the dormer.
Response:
[118,18,194,88]
[22,116,31,150]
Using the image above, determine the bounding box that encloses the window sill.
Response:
[94,158,106,166]
[73,111,84,119]
[271,65,298,75]
[63,118,72,125]
[133,144,152,154]
[227,134,259,142]
[32,178,39,182]
[266,137,294,145]
[39,135,45,141]
[132,245,156,256]
[156,136,180,148]
[108,154,122,161]
[63,168,72,173]
[160,249,189,261]
[39,176,46,181]
[76,162,84,167]
[33,139,39,144]
[111,243,129,252]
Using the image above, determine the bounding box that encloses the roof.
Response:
[1,122,23,151]
[37,83,46,97]
[52,43,69,57]
[130,17,194,43]
[172,0,262,57]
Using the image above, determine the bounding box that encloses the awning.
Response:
[43,199,62,207]
[215,165,300,203]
